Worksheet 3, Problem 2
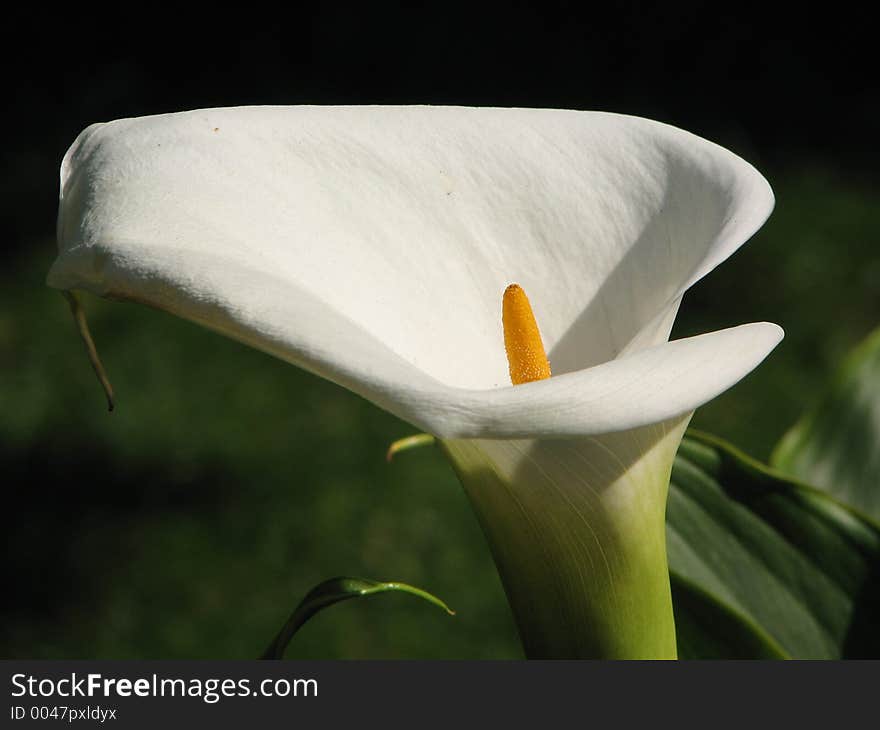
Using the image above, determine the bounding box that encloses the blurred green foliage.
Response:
[1,163,878,658]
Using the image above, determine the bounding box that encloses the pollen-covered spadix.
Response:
[502,283,552,385]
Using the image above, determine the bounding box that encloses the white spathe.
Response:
[49,106,784,657]
[48,106,782,440]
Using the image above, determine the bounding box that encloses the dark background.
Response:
[2,4,877,658]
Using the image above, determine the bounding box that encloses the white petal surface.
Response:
[48,106,780,438]
[413,322,782,438]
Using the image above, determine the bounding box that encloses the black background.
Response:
[3,3,876,253]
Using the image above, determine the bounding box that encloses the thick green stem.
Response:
[440,416,690,659]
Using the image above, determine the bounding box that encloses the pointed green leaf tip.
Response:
[386,433,435,462]
[261,577,454,659]
[62,290,115,412]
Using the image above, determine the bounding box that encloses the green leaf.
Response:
[771,325,880,524]
[668,431,880,658]
[386,433,436,462]
[261,577,455,659]
[670,574,787,659]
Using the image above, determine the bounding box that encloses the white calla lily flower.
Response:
[48,106,782,658]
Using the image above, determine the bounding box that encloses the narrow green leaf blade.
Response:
[668,431,880,658]
[261,577,454,659]
[386,433,436,462]
[772,325,880,524]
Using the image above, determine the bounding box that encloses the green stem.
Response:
[440,416,689,659]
